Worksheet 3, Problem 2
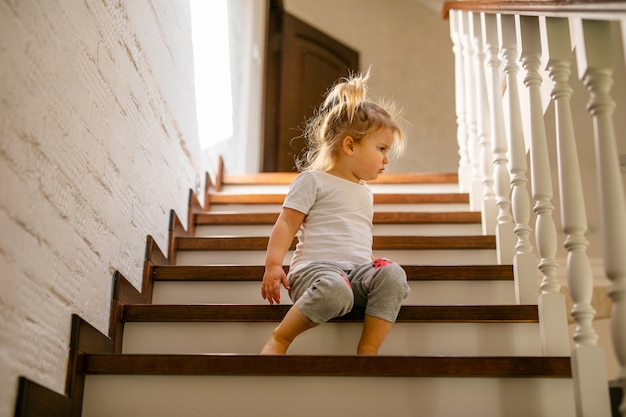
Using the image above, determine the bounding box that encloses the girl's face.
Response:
[351,128,394,182]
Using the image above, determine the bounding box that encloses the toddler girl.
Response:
[260,71,409,355]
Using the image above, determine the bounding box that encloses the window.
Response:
[189,0,233,149]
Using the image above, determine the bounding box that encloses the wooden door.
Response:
[262,3,359,172]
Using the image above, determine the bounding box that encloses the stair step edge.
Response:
[208,193,469,205]
[174,236,497,251]
[195,211,482,225]
[152,265,513,281]
[82,354,572,377]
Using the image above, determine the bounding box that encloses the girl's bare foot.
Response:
[259,304,317,354]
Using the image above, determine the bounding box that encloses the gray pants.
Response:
[288,259,410,324]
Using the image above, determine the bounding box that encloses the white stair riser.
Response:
[152,280,515,305]
[207,203,471,212]
[83,375,575,417]
[175,249,497,266]
[121,322,542,356]
[195,223,483,237]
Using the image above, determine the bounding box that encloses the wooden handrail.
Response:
[442,0,626,19]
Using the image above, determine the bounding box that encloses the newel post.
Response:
[575,18,626,417]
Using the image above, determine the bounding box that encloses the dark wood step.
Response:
[195,211,481,225]
[82,354,571,377]
[152,264,513,281]
[174,235,496,251]
[121,304,538,323]
[220,172,459,186]
[207,193,469,205]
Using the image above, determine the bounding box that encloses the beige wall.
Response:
[0,1,205,414]
[284,0,458,174]
[216,0,458,174]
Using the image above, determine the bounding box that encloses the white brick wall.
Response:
[0,0,207,414]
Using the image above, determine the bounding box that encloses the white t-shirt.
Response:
[283,170,373,273]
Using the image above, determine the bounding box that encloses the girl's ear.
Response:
[342,136,356,155]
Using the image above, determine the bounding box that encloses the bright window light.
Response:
[189,0,233,149]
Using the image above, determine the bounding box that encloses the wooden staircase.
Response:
[79,172,576,417]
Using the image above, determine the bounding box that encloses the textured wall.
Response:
[0,0,205,414]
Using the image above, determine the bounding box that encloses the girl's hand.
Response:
[261,207,304,305]
[261,265,290,305]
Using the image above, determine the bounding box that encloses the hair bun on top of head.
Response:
[322,70,370,123]
[298,68,405,172]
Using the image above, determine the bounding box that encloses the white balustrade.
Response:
[450,7,626,416]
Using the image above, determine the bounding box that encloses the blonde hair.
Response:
[296,70,406,172]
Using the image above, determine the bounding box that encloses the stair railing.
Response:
[445,3,626,416]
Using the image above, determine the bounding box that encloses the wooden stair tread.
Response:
[195,211,482,225]
[207,193,469,205]
[121,304,538,323]
[152,264,513,281]
[220,172,459,186]
[82,354,571,377]
[174,235,496,251]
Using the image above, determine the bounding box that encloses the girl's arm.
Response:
[261,207,305,305]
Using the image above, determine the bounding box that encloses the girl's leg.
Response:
[350,259,409,355]
[260,303,317,354]
[357,315,394,355]
[261,261,354,354]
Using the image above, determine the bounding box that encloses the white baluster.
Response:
[470,12,497,234]
[519,15,560,296]
[450,10,470,194]
[543,15,599,351]
[498,14,538,304]
[544,17,612,416]
[482,13,515,264]
[519,15,569,355]
[575,18,626,417]
[460,11,481,212]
